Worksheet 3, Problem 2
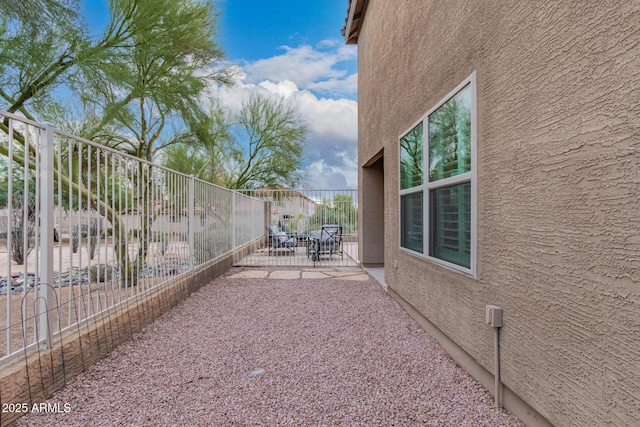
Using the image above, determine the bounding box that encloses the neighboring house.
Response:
[344,1,639,427]
[122,207,228,236]
[0,208,105,236]
[250,186,318,231]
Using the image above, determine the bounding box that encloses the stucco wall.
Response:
[360,155,385,265]
[357,1,640,426]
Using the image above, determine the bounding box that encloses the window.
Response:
[398,73,476,275]
[401,191,423,253]
[400,122,424,253]
[430,182,471,268]
[400,122,423,190]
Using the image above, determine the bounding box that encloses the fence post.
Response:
[188,176,195,269]
[38,125,55,349]
[231,192,237,249]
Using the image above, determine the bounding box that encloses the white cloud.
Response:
[307,73,358,96]
[203,41,358,190]
[258,80,299,98]
[316,39,340,49]
[240,40,357,97]
[304,160,353,189]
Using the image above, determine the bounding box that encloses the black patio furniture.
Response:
[278,220,307,246]
[307,224,343,261]
[267,224,297,255]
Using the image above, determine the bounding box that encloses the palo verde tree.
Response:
[162,100,234,184]
[164,93,307,190]
[0,0,81,121]
[0,0,230,286]
[80,0,230,159]
[228,94,306,189]
[76,0,230,286]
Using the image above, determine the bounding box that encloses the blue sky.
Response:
[219,1,354,70]
[81,0,358,189]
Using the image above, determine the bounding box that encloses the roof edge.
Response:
[342,0,369,45]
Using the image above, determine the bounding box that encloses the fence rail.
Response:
[237,188,359,267]
[0,112,265,363]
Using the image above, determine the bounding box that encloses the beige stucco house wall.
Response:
[345,1,640,426]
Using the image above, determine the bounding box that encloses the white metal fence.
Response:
[0,112,265,362]
[237,188,359,267]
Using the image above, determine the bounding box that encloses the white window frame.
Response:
[398,72,477,278]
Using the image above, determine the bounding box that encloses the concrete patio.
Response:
[234,241,359,268]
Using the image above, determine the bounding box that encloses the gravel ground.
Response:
[16,268,524,427]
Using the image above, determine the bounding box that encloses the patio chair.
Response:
[279,219,308,246]
[278,220,292,233]
[320,224,343,258]
[267,225,297,255]
[307,224,343,260]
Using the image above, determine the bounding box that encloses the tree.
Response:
[79,0,230,160]
[1,0,229,165]
[165,93,307,189]
[74,0,230,286]
[308,194,358,234]
[162,101,234,183]
[229,94,306,189]
[1,0,114,122]
[162,143,209,178]
[0,0,231,286]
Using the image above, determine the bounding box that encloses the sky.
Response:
[81,0,358,190]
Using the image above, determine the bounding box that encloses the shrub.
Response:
[88,263,114,283]
[194,226,231,264]
[152,231,168,255]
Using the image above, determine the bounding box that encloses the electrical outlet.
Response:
[486,305,503,328]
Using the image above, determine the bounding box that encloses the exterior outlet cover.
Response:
[486,305,503,328]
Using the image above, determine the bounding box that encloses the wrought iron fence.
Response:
[238,188,359,267]
[0,112,265,362]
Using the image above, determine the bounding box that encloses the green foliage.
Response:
[89,263,115,283]
[308,194,358,234]
[0,0,231,287]
[0,0,82,119]
[230,94,306,189]
[162,143,210,179]
[164,94,307,189]
[79,0,230,162]
[0,160,36,209]
[163,101,235,184]
[194,224,231,264]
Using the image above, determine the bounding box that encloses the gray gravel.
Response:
[17,268,523,426]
